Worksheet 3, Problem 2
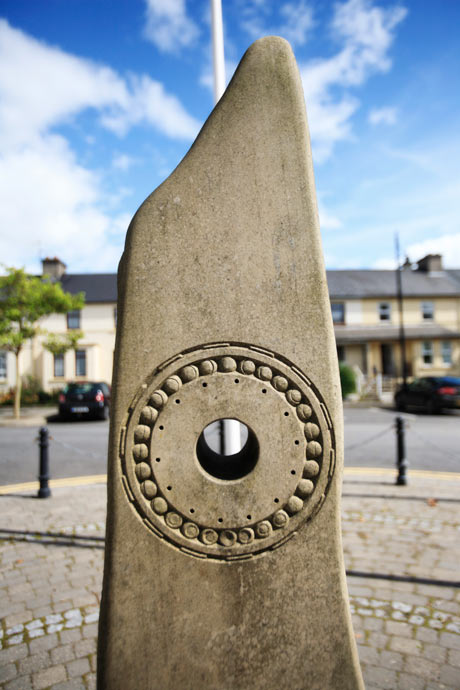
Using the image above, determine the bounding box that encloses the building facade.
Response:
[1,255,459,395]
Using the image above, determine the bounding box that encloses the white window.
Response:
[421,341,433,365]
[379,302,391,321]
[421,301,434,320]
[331,302,345,324]
[67,310,81,329]
[75,350,86,377]
[441,341,452,366]
[54,353,64,378]
[0,351,6,379]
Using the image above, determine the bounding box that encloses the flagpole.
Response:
[210,1,240,455]
[211,0,226,103]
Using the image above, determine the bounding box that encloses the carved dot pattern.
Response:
[123,344,334,560]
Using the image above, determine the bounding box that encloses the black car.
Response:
[394,376,460,414]
[59,382,111,420]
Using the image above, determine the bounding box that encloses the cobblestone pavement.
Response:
[1,473,459,689]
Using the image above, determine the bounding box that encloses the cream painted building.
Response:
[330,255,460,380]
[0,259,117,394]
[1,254,459,394]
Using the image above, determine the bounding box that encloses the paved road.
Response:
[0,406,459,486]
[344,406,460,473]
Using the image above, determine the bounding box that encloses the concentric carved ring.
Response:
[120,343,336,560]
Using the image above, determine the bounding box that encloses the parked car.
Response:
[59,382,111,420]
[394,376,460,414]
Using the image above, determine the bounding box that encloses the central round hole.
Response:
[196,419,259,480]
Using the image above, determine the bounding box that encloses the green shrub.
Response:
[339,363,356,400]
[0,376,61,406]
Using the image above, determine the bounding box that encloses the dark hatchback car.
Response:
[59,382,111,420]
[394,376,460,414]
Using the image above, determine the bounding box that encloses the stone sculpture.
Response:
[98,36,364,690]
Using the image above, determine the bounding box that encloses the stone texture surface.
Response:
[1,474,460,688]
[98,35,362,689]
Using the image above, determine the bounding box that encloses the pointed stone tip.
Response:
[241,35,296,69]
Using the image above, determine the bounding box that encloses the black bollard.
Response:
[38,426,51,498]
[395,416,408,485]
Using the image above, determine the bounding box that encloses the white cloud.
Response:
[240,1,315,47]
[101,75,200,140]
[112,153,136,171]
[318,201,343,230]
[369,106,397,125]
[0,20,200,147]
[407,234,460,269]
[143,0,199,53]
[0,19,201,272]
[0,20,128,150]
[0,134,127,272]
[299,0,407,161]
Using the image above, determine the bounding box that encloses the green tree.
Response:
[0,267,84,419]
[43,330,84,357]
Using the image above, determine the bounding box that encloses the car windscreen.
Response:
[63,384,97,394]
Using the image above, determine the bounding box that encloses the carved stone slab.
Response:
[98,36,364,690]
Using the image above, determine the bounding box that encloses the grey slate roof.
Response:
[58,269,460,303]
[60,274,117,303]
[327,269,460,299]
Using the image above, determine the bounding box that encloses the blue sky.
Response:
[0,0,459,273]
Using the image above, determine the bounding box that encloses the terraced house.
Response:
[1,254,459,396]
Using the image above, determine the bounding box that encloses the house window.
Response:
[337,346,345,362]
[421,301,434,320]
[331,302,345,324]
[379,302,391,321]
[67,310,81,329]
[421,341,433,365]
[0,351,6,379]
[53,353,64,378]
[441,341,452,366]
[75,350,86,376]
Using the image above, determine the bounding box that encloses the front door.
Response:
[381,344,394,376]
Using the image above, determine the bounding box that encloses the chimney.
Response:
[416,254,443,273]
[42,257,67,281]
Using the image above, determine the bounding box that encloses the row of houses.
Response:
[1,254,459,395]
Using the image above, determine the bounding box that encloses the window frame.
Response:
[53,353,65,378]
[0,350,7,379]
[67,309,81,330]
[75,349,87,377]
[441,341,452,366]
[421,301,434,321]
[331,302,345,325]
[421,341,433,366]
[378,302,391,322]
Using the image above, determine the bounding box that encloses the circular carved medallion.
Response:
[120,343,336,560]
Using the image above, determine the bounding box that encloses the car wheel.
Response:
[426,399,438,415]
[99,405,109,421]
[395,397,406,412]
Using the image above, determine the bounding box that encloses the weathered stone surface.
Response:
[98,36,363,689]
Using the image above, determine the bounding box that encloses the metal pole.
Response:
[210,0,226,104]
[211,1,240,455]
[395,234,407,388]
[38,426,51,498]
[395,416,408,485]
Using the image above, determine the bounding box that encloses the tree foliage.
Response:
[0,267,84,418]
[43,330,84,355]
